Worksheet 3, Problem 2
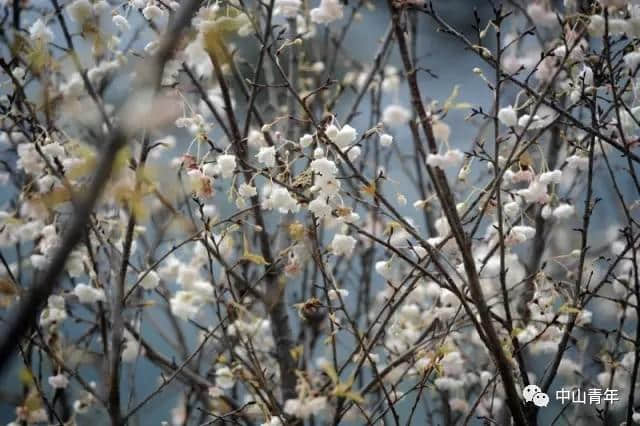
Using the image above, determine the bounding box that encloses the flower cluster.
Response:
[2,1,640,425]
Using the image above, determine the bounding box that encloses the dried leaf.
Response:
[558,304,581,314]
[443,84,472,112]
[290,345,304,361]
[360,182,377,198]
[518,151,533,169]
[241,233,269,265]
[0,277,18,295]
[288,223,305,241]
[19,368,34,386]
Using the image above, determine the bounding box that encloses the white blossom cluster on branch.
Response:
[1,0,640,425]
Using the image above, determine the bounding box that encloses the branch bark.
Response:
[0,0,203,380]
[387,3,528,424]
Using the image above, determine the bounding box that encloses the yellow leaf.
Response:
[210,397,233,415]
[290,345,304,361]
[443,84,472,112]
[203,26,230,67]
[511,327,524,337]
[26,40,51,74]
[518,151,533,169]
[113,146,132,174]
[558,304,581,314]
[242,252,269,265]
[134,300,156,308]
[383,221,404,236]
[360,182,376,198]
[19,368,34,386]
[0,277,17,296]
[321,363,339,384]
[434,362,443,377]
[67,155,97,180]
[332,376,365,404]
[288,223,305,241]
[63,344,96,365]
[212,15,249,33]
[335,207,353,217]
[130,196,150,222]
[341,390,365,404]
[38,187,72,208]
[241,233,269,265]
[24,390,43,412]
[472,44,493,59]
[435,343,454,357]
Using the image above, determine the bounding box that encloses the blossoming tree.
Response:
[1,0,640,424]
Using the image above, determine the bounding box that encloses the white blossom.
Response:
[325,124,339,140]
[29,19,53,43]
[299,133,314,148]
[588,15,605,37]
[539,170,562,184]
[433,120,450,143]
[284,396,328,418]
[518,180,550,204]
[263,186,299,213]
[330,234,356,256]
[143,3,163,20]
[383,105,411,127]
[218,154,237,178]
[310,157,338,176]
[310,0,343,25]
[203,204,218,218]
[332,124,357,148]
[275,0,301,17]
[497,105,518,127]
[503,201,520,217]
[256,146,276,167]
[347,146,361,161]
[426,149,464,169]
[380,133,393,147]
[139,270,160,290]
[261,417,284,426]
[552,203,575,219]
[625,51,640,72]
[40,295,67,327]
[308,197,332,218]
[113,15,130,31]
[328,288,348,301]
[375,259,393,279]
[68,0,92,23]
[122,332,144,362]
[579,65,594,86]
[170,291,204,321]
[73,283,106,303]
[74,399,89,414]
[12,67,25,84]
[48,374,69,389]
[566,154,589,170]
[215,366,235,389]
[507,225,536,244]
[435,377,465,391]
[239,183,257,198]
